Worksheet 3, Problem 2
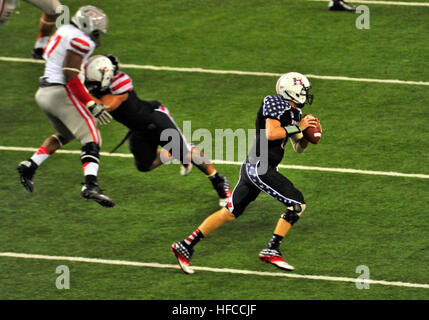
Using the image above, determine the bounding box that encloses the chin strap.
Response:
[282,90,300,104]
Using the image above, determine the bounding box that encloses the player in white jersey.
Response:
[0,0,62,59]
[42,24,95,84]
[17,5,115,208]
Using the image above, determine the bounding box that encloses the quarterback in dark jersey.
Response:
[85,55,231,207]
[172,72,320,274]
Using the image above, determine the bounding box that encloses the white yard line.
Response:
[311,0,429,7]
[1,145,428,179]
[0,252,428,289]
[1,56,428,86]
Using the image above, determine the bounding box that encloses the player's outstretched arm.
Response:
[99,94,129,112]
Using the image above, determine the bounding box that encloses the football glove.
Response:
[87,101,113,125]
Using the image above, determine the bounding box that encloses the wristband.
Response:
[283,125,301,136]
[86,101,95,108]
[66,77,93,106]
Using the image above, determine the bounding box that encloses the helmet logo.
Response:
[293,78,303,86]
[87,10,97,18]
[87,10,102,25]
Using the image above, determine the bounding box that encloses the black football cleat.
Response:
[81,182,115,208]
[328,0,357,12]
[17,159,38,193]
[31,48,44,60]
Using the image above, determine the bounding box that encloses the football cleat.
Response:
[171,241,194,274]
[180,163,193,176]
[328,0,357,12]
[17,159,38,193]
[213,176,232,207]
[259,248,295,271]
[81,183,115,207]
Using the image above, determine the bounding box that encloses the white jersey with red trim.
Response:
[109,71,134,95]
[42,24,96,85]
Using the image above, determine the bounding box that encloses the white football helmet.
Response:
[276,72,313,106]
[71,5,108,46]
[84,55,115,92]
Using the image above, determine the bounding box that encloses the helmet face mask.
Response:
[299,85,313,107]
[84,80,102,94]
[276,72,314,107]
[90,30,101,47]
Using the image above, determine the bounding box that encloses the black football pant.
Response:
[226,160,305,217]
[128,103,191,172]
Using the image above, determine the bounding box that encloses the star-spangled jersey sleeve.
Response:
[262,95,292,121]
[110,71,134,95]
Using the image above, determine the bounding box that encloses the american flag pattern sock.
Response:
[267,234,283,250]
[184,229,204,248]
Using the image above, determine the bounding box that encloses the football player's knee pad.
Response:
[281,210,300,226]
[292,203,306,215]
[286,204,306,215]
[81,142,100,164]
[281,203,306,226]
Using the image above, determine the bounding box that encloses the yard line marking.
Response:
[0,56,45,64]
[1,252,428,289]
[1,145,429,179]
[1,56,429,87]
[214,159,429,179]
[311,0,429,7]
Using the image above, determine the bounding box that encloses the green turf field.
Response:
[0,0,428,300]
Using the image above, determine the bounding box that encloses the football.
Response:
[303,120,322,144]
